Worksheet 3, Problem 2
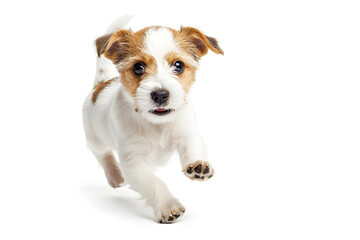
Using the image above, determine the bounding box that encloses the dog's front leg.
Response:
[178,135,215,181]
[120,156,185,223]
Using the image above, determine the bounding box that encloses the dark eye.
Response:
[173,61,185,74]
[132,62,145,76]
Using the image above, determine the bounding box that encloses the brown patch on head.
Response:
[120,50,157,97]
[92,77,118,104]
[166,27,224,92]
[165,51,197,93]
[95,27,156,67]
[95,27,161,97]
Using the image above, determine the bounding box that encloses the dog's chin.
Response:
[141,108,178,124]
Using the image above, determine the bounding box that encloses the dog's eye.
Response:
[132,62,145,76]
[173,61,185,74]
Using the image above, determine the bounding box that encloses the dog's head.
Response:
[96,26,223,124]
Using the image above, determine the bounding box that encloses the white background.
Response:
[0,0,359,239]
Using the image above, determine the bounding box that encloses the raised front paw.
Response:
[183,161,214,181]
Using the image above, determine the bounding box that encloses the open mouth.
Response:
[150,108,173,116]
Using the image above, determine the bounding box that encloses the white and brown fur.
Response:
[82,16,223,223]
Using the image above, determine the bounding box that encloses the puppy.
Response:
[82,16,223,223]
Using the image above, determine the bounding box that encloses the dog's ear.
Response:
[178,27,224,59]
[95,33,112,57]
[95,30,132,64]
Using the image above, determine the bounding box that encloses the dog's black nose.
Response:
[151,90,169,105]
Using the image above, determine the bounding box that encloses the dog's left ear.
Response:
[178,27,224,59]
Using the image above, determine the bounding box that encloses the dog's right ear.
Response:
[95,33,113,57]
[95,30,132,64]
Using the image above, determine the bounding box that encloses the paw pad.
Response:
[183,161,214,181]
[158,207,185,224]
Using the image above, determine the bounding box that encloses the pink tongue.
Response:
[156,108,166,112]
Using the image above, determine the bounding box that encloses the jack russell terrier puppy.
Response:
[82,16,223,223]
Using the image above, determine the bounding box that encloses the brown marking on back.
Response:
[92,77,118,104]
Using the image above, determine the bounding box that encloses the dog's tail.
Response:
[94,15,134,86]
[104,14,133,34]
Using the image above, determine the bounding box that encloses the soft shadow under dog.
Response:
[80,184,153,221]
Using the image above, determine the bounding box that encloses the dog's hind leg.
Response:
[94,149,125,188]
[83,116,124,188]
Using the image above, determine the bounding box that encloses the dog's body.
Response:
[82,17,223,223]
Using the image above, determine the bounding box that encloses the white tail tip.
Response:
[105,15,134,34]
